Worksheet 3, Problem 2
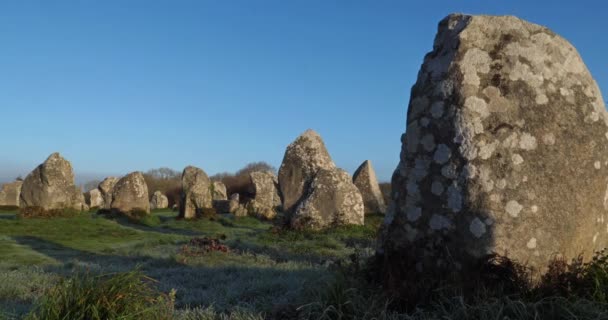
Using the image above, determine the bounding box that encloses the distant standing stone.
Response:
[110,172,150,215]
[150,190,169,210]
[98,177,119,209]
[278,129,336,214]
[212,181,228,201]
[87,188,104,208]
[0,180,23,207]
[179,166,212,219]
[19,153,85,212]
[352,160,387,214]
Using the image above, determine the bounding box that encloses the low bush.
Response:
[26,269,175,320]
[18,207,80,219]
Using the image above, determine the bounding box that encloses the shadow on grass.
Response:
[11,236,328,312]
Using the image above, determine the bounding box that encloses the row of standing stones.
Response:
[0,133,386,229]
[1,13,605,280]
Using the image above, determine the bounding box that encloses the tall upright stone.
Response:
[98,177,119,209]
[150,191,169,210]
[278,129,336,214]
[19,153,85,211]
[110,172,150,215]
[247,171,282,219]
[353,160,387,214]
[212,181,228,201]
[292,168,364,229]
[380,14,608,277]
[179,166,212,219]
[0,180,23,207]
[87,188,104,208]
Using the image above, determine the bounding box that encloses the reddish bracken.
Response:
[179,237,230,257]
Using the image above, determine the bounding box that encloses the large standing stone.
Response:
[150,191,169,210]
[19,153,85,211]
[110,172,150,215]
[278,129,336,214]
[87,189,104,208]
[380,14,608,277]
[179,166,212,219]
[292,168,364,229]
[98,177,119,209]
[247,171,282,219]
[0,181,23,207]
[353,160,387,214]
[211,181,228,201]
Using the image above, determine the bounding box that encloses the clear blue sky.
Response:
[1,1,606,184]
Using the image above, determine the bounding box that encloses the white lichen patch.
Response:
[461,163,477,179]
[527,238,537,249]
[478,140,498,160]
[593,232,600,243]
[410,96,430,119]
[595,161,601,170]
[411,158,431,181]
[406,206,422,222]
[496,179,507,189]
[464,96,490,118]
[535,94,548,105]
[433,144,452,164]
[421,134,436,152]
[431,180,444,196]
[512,154,524,165]
[506,200,523,217]
[429,214,452,230]
[542,133,556,145]
[531,205,539,213]
[460,48,492,87]
[420,117,430,127]
[469,218,486,238]
[519,133,538,150]
[478,165,494,192]
[441,163,458,179]
[490,194,501,202]
[430,101,445,118]
[447,184,462,212]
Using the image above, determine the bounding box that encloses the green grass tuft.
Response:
[26,269,175,320]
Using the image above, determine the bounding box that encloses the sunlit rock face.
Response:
[353,160,387,214]
[111,172,150,215]
[380,14,608,276]
[19,153,85,212]
[179,166,212,219]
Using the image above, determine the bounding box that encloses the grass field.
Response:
[0,209,383,319]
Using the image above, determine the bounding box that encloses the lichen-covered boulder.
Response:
[110,172,150,215]
[0,180,23,207]
[179,166,212,219]
[150,191,169,210]
[212,181,228,201]
[292,168,364,229]
[98,177,118,209]
[247,171,281,219]
[353,160,387,214]
[19,153,85,211]
[87,189,104,208]
[380,14,608,276]
[278,130,336,214]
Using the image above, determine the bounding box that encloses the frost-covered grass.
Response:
[0,210,383,318]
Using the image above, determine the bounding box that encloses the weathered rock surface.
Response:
[353,160,387,214]
[179,166,212,219]
[380,14,608,276]
[292,168,364,229]
[110,172,150,215]
[247,171,281,219]
[0,180,23,207]
[212,181,228,201]
[98,177,119,209]
[19,153,85,211]
[87,189,104,208]
[278,130,336,214]
[150,191,169,210]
